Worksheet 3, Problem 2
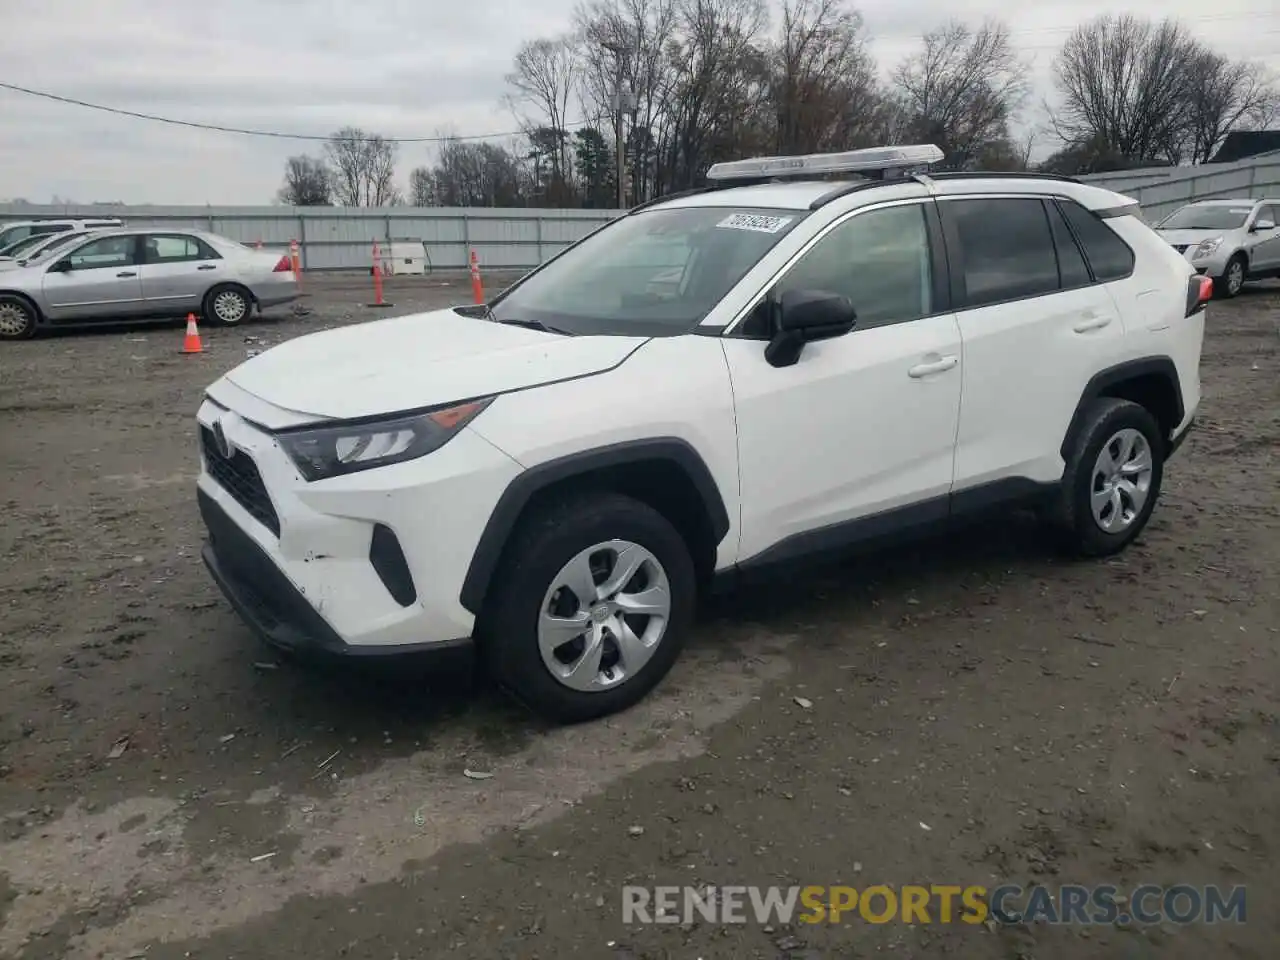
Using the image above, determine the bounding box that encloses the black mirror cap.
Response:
[778,288,857,338]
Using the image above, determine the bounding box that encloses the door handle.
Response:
[908,355,958,378]
[1073,313,1112,333]
[197,264,216,271]
[116,271,137,278]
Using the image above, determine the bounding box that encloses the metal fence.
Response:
[4,150,1277,269]
[1079,152,1280,221]
[0,203,627,272]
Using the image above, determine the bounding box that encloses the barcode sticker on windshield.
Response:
[717,213,793,234]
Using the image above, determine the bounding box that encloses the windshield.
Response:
[1157,204,1253,231]
[22,232,89,265]
[0,233,51,257]
[489,206,805,336]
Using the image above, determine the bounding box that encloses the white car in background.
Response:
[0,229,103,271]
[0,217,123,250]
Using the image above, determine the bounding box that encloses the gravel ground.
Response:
[0,271,1277,960]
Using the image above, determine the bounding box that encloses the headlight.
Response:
[278,398,492,481]
[1191,238,1222,260]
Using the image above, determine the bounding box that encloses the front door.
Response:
[41,235,143,321]
[138,233,224,313]
[719,200,963,565]
[1246,204,1280,273]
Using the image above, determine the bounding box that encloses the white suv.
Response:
[195,145,1207,723]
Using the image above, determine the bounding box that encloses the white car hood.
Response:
[222,308,648,422]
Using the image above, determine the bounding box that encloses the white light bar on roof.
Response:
[705,144,945,182]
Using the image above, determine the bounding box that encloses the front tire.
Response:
[204,285,252,326]
[480,492,696,724]
[1048,398,1165,558]
[1217,254,1246,298]
[0,294,38,340]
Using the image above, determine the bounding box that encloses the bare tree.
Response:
[892,20,1028,168]
[1051,15,1200,165]
[1180,53,1277,163]
[276,155,332,205]
[323,127,401,206]
[408,167,435,206]
[771,0,885,156]
[505,37,579,183]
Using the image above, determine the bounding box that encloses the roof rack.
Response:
[706,144,944,183]
[922,171,1080,184]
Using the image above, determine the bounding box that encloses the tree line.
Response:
[277,3,1276,209]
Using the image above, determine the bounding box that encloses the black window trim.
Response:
[1055,196,1137,285]
[720,196,951,340]
[58,234,144,272]
[1044,199,1096,293]
[937,193,1137,313]
[142,231,222,265]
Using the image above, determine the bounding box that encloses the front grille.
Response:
[200,426,281,536]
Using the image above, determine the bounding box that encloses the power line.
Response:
[2,12,1273,143]
[0,81,587,143]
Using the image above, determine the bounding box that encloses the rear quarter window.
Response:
[1059,200,1135,282]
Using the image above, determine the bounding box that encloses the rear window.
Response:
[1059,200,1135,282]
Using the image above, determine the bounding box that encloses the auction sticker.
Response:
[717,213,794,234]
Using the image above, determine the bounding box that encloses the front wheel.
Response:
[204,286,252,326]
[0,295,38,340]
[1217,254,1246,298]
[1047,398,1165,558]
[480,492,696,724]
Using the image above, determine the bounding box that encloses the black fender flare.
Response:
[459,437,731,615]
[1059,357,1184,460]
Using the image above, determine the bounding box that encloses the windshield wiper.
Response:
[494,316,574,336]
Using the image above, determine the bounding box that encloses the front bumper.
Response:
[195,394,523,654]
[200,489,471,657]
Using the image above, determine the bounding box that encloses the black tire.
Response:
[479,492,696,724]
[203,285,253,326]
[0,293,38,340]
[1047,398,1165,558]
[1216,254,1247,299]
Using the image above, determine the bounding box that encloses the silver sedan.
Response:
[0,228,299,340]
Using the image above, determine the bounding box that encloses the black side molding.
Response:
[459,438,731,615]
[1059,357,1184,460]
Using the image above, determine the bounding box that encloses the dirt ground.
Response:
[0,271,1276,960]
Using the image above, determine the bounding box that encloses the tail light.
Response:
[273,255,292,273]
[1185,274,1212,316]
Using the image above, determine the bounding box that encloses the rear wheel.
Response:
[1047,397,1165,558]
[480,492,696,724]
[0,294,37,340]
[204,285,252,326]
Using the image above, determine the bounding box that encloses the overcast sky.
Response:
[0,0,1274,205]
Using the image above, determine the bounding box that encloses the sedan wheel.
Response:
[209,288,250,325]
[0,297,36,340]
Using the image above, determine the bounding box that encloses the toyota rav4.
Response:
[196,145,1207,723]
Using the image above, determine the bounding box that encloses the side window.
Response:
[144,234,218,264]
[946,198,1059,307]
[769,203,934,332]
[1047,202,1092,288]
[1059,200,1135,282]
[3,227,33,245]
[65,236,139,270]
[1257,205,1277,228]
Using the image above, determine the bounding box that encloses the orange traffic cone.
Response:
[181,313,203,354]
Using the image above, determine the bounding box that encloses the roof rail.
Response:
[923,170,1080,184]
[706,144,944,184]
[808,179,892,210]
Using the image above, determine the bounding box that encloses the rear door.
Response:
[939,194,1128,497]
[138,233,223,312]
[41,235,144,320]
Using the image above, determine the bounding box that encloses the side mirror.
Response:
[764,288,857,368]
[1252,218,1275,232]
